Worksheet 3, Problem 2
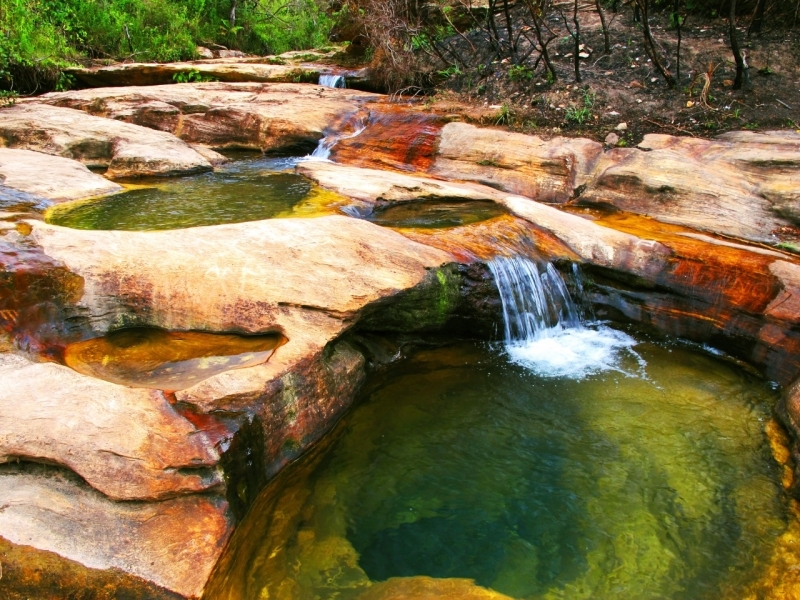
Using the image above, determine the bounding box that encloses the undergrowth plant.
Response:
[0,0,333,93]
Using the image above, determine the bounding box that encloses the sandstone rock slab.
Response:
[0,148,122,203]
[21,216,453,492]
[35,82,380,153]
[0,463,232,598]
[0,353,222,501]
[0,104,217,178]
[431,122,604,203]
[578,131,800,244]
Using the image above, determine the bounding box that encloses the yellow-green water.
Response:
[45,157,347,231]
[63,327,287,391]
[206,338,789,600]
[367,199,507,229]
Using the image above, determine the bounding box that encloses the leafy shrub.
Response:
[508,64,533,82]
[173,69,217,83]
[0,0,334,93]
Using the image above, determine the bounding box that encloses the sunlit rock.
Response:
[33,82,379,153]
[0,463,232,599]
[355,577,516,600]
[0,148,122,203]
[431,122,604,202]
[0,353,222,501]
[0,104,218,178]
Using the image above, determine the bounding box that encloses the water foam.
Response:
[506,324,643,379]
[304,118,367,162]
[489,256,644,379]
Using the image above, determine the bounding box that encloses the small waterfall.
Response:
[489,257,580,342]
[319,74,346,88]
[489,256,644,378]
[306,117,367,162]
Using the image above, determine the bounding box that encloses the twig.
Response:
[776,98,793,109]
[643,118,696,136]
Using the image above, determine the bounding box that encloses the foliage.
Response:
[508,64,534,82]
[565,88,595,125]
[0,0,333,93]
[172,69,217,83]
[495,103,513,126]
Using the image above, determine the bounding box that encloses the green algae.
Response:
[205,338,792,600]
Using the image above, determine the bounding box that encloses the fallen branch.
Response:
[643,118,696,136]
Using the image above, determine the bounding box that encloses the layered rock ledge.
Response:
[0,214,464,597]
[32,82,380,153]
[0,104,222,178]
[65,59,368,89]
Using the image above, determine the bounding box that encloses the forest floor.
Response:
[411,10,800,146]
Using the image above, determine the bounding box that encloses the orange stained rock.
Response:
[63,327,287,391]
[332,103,443,173]
[589,210,789,316]
[398,214,578,263]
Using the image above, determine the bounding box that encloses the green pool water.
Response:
[45,157,346,231]
[207,337,789,600]
[367,199,508,229]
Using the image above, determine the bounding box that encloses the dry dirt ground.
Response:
[420,9,800,146]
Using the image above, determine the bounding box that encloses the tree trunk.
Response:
[674,0,685,81]
[230,0,238,28]
[748,0,767,35]
[636,0,676,88]
[501,0,516,57]
[525,0,557,81]
[573,0,581,82]
[730,0,750,89]
[595,0,610,54]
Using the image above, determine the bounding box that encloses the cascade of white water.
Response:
[318,74,346,88]
[488,256,580,343]
[489,256,644,378]
[306,117,367,161]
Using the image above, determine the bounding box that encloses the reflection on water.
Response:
[45,156,348,231]
[206,339,789,600]
[64,327,287,390]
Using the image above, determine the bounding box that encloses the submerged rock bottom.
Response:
[206,338,798,600]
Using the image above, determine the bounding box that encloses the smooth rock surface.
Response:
[0,354,222,501]
[34,82,379,153]
[0,463,232,598]
[0,104,217,178]
[579,139,796,243]
[424,124,800,245]
[21,215,453,491]
[0,148,122,203]
[355,577,516,600]
[431,122,604,203]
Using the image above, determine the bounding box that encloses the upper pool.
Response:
[46,156,346,231]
